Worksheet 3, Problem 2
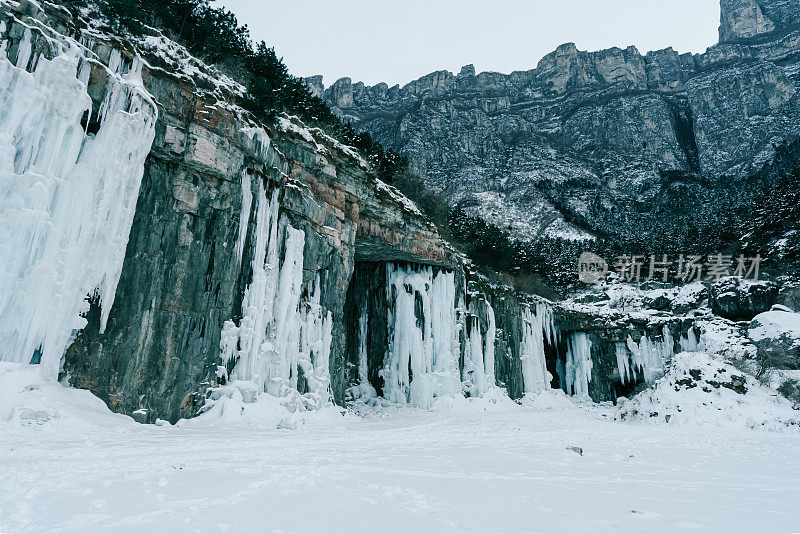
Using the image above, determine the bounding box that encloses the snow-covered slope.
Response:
[617,351,800,430]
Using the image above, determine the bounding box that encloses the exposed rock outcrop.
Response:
[710,277,779,320]
[748,309,800,369]
[311,0,800,245]
[719,0,800,42]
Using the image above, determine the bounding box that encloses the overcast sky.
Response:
[220,0,721,87]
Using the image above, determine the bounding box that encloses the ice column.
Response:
[430,269,461,397]
[383,263,460,408]
[462,299,496,396]
[220,179,332,402]
[358,307,369,385]
[234,170,252,263]
[626,325,674,382]
[679,327,700,353]
[564,332,593,397]
[520,301,556,395]
[0,35,157,378]
[296,274,333,397]
[616,342,632,384]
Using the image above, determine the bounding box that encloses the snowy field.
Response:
[2,365,800,534]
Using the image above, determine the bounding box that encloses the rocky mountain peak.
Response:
[305,0,800,265]
[719,0,800,42]
[458,64,476,78]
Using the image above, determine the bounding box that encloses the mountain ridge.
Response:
[305,0,800,268]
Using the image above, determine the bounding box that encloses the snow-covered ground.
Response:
[2,364,800,534]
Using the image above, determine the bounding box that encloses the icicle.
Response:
[15,28,31,70]
[0,21,7,58]
[234,170,253,263]
[383,263,460,408]
[268,224,305,396]
[347,303,377,402]
[463,298,497,397]
[463,301,487,396]
[241,127,272,162]
[615,342,631,384]
[221,183,280,382]
[429,269,460,397]
[520,301,555,395]
[296,273,333,398]
[221,187,333,405]
[626,325,675,383]
[564,332,592,397]
[77,57,90,86]
[358,307,369,384]
[0,44,157,378]
[107,49,122,74]
[484,300,496,387]
[680,327,699,353]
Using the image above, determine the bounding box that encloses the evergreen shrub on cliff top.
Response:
[69,0,405,186]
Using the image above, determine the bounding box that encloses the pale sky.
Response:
[219,0,721,88]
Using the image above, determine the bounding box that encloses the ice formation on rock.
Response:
[234,170,252,263]
[616,342,633,384]
[220,178,332,402]
[382,263,461,408]
[616,326,698,385]
[358,307,369,385]
[564,332,593,397]
[520,301,557,395]
[463,299,496,397]
[626,326,675,383]
[680,327,700,353]
[0,26,157,378]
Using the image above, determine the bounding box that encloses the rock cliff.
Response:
[0,0,769,423]
[312,0,800,245]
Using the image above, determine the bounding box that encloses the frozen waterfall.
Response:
[564,332,593,397]
[0,28,157,378]
[520,301,557,396]
[463,298,496,397]
[616,325,696,385]
[220,176,332,402]
[626,326,675,383]
[382,263,461,408]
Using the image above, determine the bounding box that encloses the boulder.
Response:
[671,282,709,314]
[643,289,673,311]
[131,409,149,424]
[748,310,800,369]
[710,277,779,320]
[778,285,800,312]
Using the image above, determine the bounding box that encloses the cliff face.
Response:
[58,52,457,421]
[719,0,800,41]
[313,0,800,242]
[0,1,720,422]
[1,1,459,422]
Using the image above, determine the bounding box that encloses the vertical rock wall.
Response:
[0,1,709,421]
